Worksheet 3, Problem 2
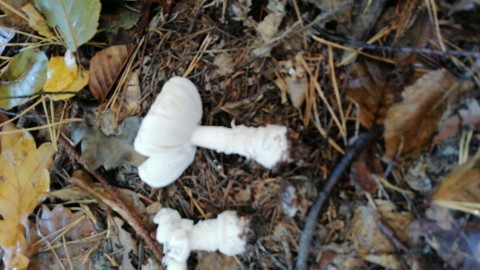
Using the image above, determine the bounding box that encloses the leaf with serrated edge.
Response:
[0,50,48,110]
[0,123,54,269]
[34,0,101,52]
[21,3,54,38]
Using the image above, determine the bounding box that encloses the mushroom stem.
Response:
[190,124,289,168]
[188,211,247,255]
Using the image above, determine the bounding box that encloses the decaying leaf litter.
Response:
[0,0,479,269]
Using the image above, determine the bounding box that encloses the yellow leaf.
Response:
[49,69,89,101]
[44,50,77,92]
[0,123,54,269]
[21,4,54,38]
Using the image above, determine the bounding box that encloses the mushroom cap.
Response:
[137,144,196,187]
[134,77,202,157]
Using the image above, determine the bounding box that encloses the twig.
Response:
[305,18,480,58]
[32,107,163,263]
[58,136,164,263]
[376,220,408,252]
[295,126,384,270]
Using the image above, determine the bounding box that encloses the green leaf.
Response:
[34,0,101,52]
[0,50,48,109]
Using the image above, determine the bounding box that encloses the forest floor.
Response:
[1,0,480,269]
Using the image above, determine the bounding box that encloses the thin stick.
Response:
[307,18,480,58]
[295,126,383,270]
[59,137,164,263]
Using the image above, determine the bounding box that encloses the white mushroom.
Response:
[134,77,289,187]
[154,208,248,270]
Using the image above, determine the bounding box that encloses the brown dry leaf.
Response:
[37,205,96,239]
[351,200,412,269]
[0,112,9,125]
[195,252,239,270]
[275,53,309,110]
[0,0,30,26]
[49,171,150,226]
[123,69,141,112]
[346,61,400,129]
[89,45,131,101]
[433,151,480,204]
[252,0,286,57]
[114,69,142,121]
[383,68,471,158]
[28,205,101,270]
[111,217,138,270]
[213,52,235,77]
[0,123,54,269]
[350,145,382,193]
[409,219,480,269]
[432,114,461,146]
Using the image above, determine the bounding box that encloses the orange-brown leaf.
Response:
[433,152,480,203]
[88,45,131,101]
[346,61,400,129]
[383,69,471,158]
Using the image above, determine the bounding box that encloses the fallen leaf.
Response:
[0,49,48,109]
[111,217,138,270]
[213,52,235,77]
[346,61,400,129]
[0,112,9,126]
[42,50,89,101]
[38,205,96,241]
[229,0,252,24]
[34,0,101,51]
[433,151,480,205]
[100,4,140,33]
[50,69,89,101]
[0,123,54,269]
[383,69,471,158]
[432,114,461,146]
[120,69,141,117]
[275,53,309,110]
[0,28,15,56]
[196,252,239,270]
[21,3,54,38]
[351,200,412,268]
[71,116,145,170]
[409,219,480,269]
[29,205,101,270]
[350,144,382,193]
[49,174,149,225]
[252,0,286,57]
[0,0,30,26]
[363,254,401,270]
[89,45,131,101]
[44,50,77,92]
[403,157,432,194]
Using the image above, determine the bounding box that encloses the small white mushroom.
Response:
[154,208,248,270]
[134,77,289,187]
